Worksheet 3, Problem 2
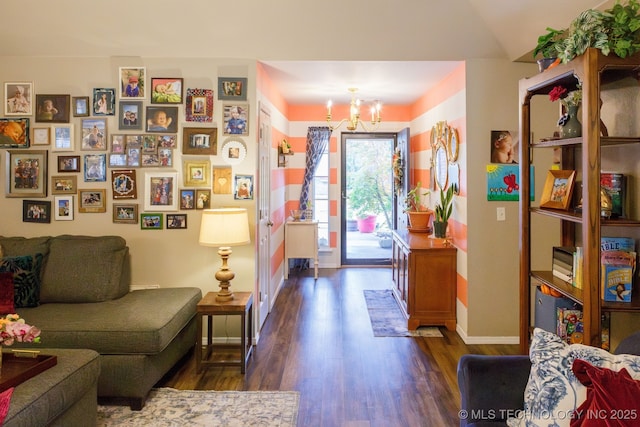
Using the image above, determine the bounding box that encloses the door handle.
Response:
[267,220,273,227]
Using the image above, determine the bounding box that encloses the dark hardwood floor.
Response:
[160,267,519,426]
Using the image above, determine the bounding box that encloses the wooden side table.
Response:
[195,291,253,373]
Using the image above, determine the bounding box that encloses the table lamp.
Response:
[199,208,250,302]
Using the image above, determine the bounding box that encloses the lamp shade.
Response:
[199,208,250,247]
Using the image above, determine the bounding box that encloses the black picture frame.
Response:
[23,200,51,223]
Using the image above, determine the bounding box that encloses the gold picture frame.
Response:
[51,175,77,195]
[183,160,210,187]
[79,189,107,213]
[540,170,576,210]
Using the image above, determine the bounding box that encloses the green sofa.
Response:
[0,235,202,410]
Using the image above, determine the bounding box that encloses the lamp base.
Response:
[215,247,235,302]
[215,290,234,302]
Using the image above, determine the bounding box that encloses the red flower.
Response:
[549,86,568,102]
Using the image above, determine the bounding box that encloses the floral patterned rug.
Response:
[364,290,444,337]
[97,388,299,427]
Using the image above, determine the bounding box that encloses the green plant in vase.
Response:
[433,185,455,238]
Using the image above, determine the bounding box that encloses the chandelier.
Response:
[326,88,381,132]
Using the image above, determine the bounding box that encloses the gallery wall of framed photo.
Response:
[1,58,258,235]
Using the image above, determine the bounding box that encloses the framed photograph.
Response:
[52,124,74,152]
[141,213,163,230]
[109,153,127,167]
[167,214,187,229]
[156,134,177,149]
[113,203,138,224]
[57,155,80,173]
[185,88,213,122]
[144,171,178,211]
[111,169,137,199]
[540,170,576,210]
[218,77,247,101]
[182,127,217,155]
[180,189,195,210]
[35,94,70,123]
[141,153,160,167]
[72,96,90,117]
[234,174,254,200]
[127,147,141,167]
[183,159,210,187]
[223,103,249,136]
[54,196,74,221]
[118,101,143,130]
[5,82,33,116]
[6,150,47,198]
[32,126,50,146]
[23,200,51,223]
[142,135,157,153]
[145,107,178,133]
[158,148,173,167]
[79,189,107,213]
[84,154,107,182]
[221,137,247,165]
[151,78,183,104]
[52,175,77,195]
[119,67,146,99]
[81,118,107,150]
[0,118,30,148]
[110,134,125,153]
[92,88,115,116]
[195,189,211,209]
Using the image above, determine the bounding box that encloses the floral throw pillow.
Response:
[506,328,640,427]
[0,254,43,308]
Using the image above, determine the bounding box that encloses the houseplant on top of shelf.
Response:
[533,27,565,71]
[404,182,433,232]
[433,185,455,239]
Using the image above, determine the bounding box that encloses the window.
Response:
[313,147,329,247]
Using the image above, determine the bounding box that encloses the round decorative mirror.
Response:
[434,144,448,190]
[448,128,459,162]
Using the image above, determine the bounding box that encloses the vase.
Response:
[356,215,377,233]
[560,105,582,138]
[433,221,448,238]
[407,210,433,232]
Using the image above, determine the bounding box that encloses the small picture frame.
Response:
[540,170,576,210]
[223,103,249,136]
[111,169,137,199]
[195,189,211,209]
[183,160,210,187]
[110,134,125,153]
[79,189,107,213]
[146,107,178,133]
[23,200,51,223]
[0,118,30,148]
[84,154,107,182]
[156,135,177,149]
[51,175,77,195]
[4,82,33,116]
[151,78,183,104]
[113,203,138,224]
[5,150,48,198]
[218,77,247,101]
[52,124,74,152]
[109,153,128,167]
[54,196,74,221]
[221,137,247,165]
[185,88,213,122]
[180,189,195,210]
[119,67,146,99]
[118,101,143,130]
[166,214,187,229]
[158,148,173,167]
[72,96,90,117]
[32,126,50,146]
[213,167,232,194]
[234,174,254,200]
[35,94,70,123]
[144,171,179,211]
[127,147,141,167]
[81,118,107,150]
[93,88,115,116]
[141,213,163,230]
[57,155,80,173]
[182,127,217,155]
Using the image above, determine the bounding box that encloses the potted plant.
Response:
[404,182,433,232]
[533,27,565,71]
[433,185,455,238]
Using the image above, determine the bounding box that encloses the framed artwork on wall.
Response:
[52,124,74,152]
[145,106,178,133]
[180,189,195,210]
[144,171,178,211]
[118,101,143,130]
[81,118,107,150]
[54,196,74,221]
[185,88,213,122]
[221,137,246,165]
[234,174,253,200]
[0,118,30,148]
[182,127,217,155]
[218,77,247,101]
[183,159,210,187]
[4,82,33,116]
[141,213,163,230]
[119,67,146,99]
[195,189,211,209]
[222,103,249,136]
[93,88,115,116]
[31,126,50,146]
[83,153,107,182]
[57,155,80,173]
[79,189,107,213]
[5,150,47,198]
[166,214,187,229]
[51,175,77,195]
[111,169,137,199]
[23,200,51,223]
[72,96,90,117]
[113,203,138,224]
[151,78,183,104]
[35,94,70,123]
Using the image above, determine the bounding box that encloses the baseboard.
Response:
[456,325,519,345]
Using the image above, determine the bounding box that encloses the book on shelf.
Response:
[553,246,575,265]
[553,269,573,283]
[573,247,583,289]
[600,237,636,303]
[600,172,627,218]
[601,236,635,252]
[552,261,572,277]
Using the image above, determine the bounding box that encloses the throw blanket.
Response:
[0,387,14,426]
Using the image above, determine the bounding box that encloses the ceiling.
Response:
[1,0,614,106]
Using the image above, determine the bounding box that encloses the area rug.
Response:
[97,388,299,427]
[363,289,443,337]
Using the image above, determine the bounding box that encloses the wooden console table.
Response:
[391,229,457,330]
[284,220,318,279]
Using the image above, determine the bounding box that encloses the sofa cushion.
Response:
[40,235,130,303]
[0,254,43,308]
[17,287,201,354]
[0,236,50,282]
[506,328,640,427]
[571,359,640,427]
